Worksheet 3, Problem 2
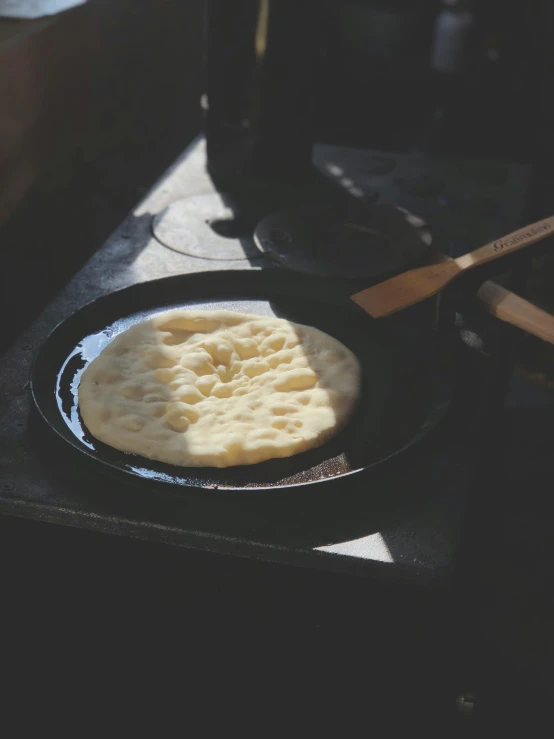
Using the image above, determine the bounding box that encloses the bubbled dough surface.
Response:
[78,310,361,468]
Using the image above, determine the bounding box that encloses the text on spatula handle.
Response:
[493,221,553,253]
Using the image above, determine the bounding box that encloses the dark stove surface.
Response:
[0,138,531,587]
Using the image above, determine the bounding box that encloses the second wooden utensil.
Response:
[432,250,554,345]
[472,280,554,345]
[352,216,554,318]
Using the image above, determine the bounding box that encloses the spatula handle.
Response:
[476,280,554,345]
[456,216,554,271]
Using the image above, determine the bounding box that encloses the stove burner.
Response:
[152,193,260,261]
[254,203,432,280]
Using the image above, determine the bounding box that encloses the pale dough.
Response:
[78,310,361,468]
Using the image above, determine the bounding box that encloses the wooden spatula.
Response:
[352,216,554,318]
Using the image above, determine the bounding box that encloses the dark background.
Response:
[1,0,553,729]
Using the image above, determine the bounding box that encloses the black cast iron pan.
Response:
[31,270,450,495]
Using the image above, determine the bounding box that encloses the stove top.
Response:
[0,137,532,587]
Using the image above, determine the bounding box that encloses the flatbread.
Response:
[78,310,361,468]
